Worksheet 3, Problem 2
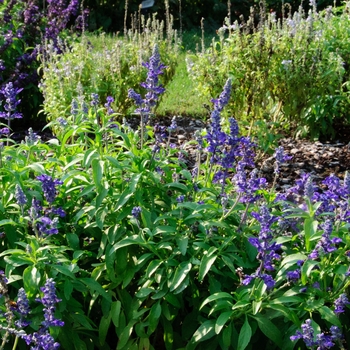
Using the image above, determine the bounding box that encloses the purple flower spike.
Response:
[211,78,232,112]
[104,96,115,115]
[286,269,301,282]
[22,278,63,349]
[290,319,317,347]
[291,319,344,349]
[38,278,64,328]
[274,146,292,174]
[0,127,10,135]
[15,184,27,206]
[309,219,342,259]
[0,82,23,120]
[90,93,99,107]
[37,174,63,204]
[176,195,185,203]
[15,288,31,328]
[334,293,350,315]
[131,206,142,219]
[128,44,166,119]
[243,205,280,289]
[37,216,59,235]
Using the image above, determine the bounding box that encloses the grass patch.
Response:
[157,29,215,118]
[157,51,208,118]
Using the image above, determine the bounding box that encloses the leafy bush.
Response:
[39,15,180,124]
[0,0,86,126]
[0,49,349,349]
[186,3,350,140]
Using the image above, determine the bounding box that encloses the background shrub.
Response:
[186,3,350,140]
[39,13,180,124]
[0,0,87,128]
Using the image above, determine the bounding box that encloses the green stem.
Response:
[12,335,19,350]
[140,113,144,150]
[220,194,242,222]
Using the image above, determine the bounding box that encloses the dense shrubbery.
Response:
[0,1,349,350]
[0,0,87,126]
[39,13,180,123]
[0,44,349,349]
[186,2,350,140]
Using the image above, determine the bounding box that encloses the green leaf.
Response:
[176,236,188,256]
[164,182,189,192]
[270,296,303,304]
[222,322,233,348]
[96,182,109,208]
[304,219,318,251]
[66,233,80,250]
[117,320,137,350]
[64,279,73,300]
[109,235,145,255]
[162,316,174,350]
[221,255,237,274]
[146,259,163,279]
[148,301,162,334]
[191,320,216,344]
[164,294,181,308]
[92,159,104,188]
[318,306,341,327]
[71,313,94,331]
[80,277,111,302]
[51,264,76,279]
[25,163,45,174]
[280,253,307,267]
[266,304,300,324]
[200,292,234,310]
[198,247,218,281]
[114,173,140,211]
[83,149,99,168]
[111,300,122,328]
[252,300,262,315]
[301,259,319,284]
[152,226,176,236]
[135,287,154,298]
[0,219,16,227]
[215,311,234,334]
[253,314,283,348]
[168,261,192,292]
[23,265,41,296]
[99,312,112,346]
[237,316,252,350]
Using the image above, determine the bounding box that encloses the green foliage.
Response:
[1,4,350,348]
[0,76,349,348]
[187,4,350,140]
[39,17,180,123]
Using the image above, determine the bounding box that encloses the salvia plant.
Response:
[0,17,349,350]
[0,0,87,122]
[39,12,180,126]
[187,1,350,140]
